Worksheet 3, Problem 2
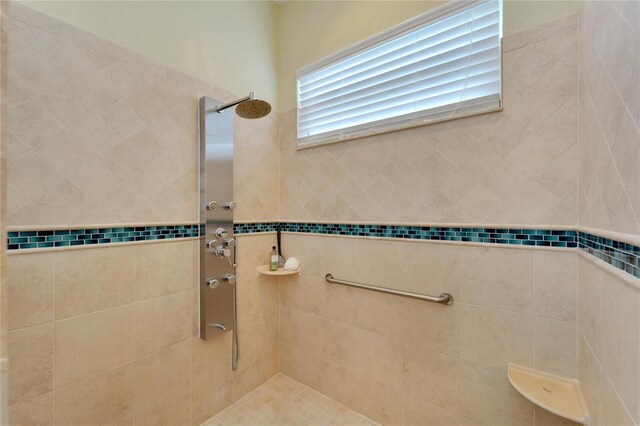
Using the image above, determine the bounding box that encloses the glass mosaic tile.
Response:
[7,222,639,280]
[7,225,200,251]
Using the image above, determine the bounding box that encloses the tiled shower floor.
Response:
[202,374,378,426]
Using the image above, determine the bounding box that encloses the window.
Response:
[296,0,503,148]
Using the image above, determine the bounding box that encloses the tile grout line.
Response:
[133,246,137,424]
[52,254,57,425]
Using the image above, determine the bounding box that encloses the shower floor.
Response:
[202,374,378,426]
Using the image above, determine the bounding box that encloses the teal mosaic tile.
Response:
[578,232,640,279]
[7,225,200,251]
[233,222,279,234]
[234,222,638,280]
[274,223,579,248]
[7,222,639,281]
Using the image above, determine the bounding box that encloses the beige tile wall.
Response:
[279,233,579,426]
[6,233,280,426]
[279,15,578,226]
[577,255,639,426]
[578,1,640,236]
[576,2,640,425]
[2,5,281,423]
[1,2,279,227]
[4,5,638,426]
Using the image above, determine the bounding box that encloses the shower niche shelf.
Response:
[257,265,300,276]
[507,363,589,424]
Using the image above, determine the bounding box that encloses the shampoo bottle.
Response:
[269,246,278,271]
[277,229,285,268]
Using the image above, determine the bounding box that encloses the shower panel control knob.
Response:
[206,278,219,289]
[206,240,217,249]
[223,201,236,210]
[214,246,231,258]
[214,227,228,238]
[223,238,236,248]
[206,201,217,210]
[223,274,237,285]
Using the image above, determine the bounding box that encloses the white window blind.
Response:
[296,0,503,148]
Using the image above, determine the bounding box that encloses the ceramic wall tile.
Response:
[600,269,639,423]
[279,233,580,425]
[134,392,191,426]
[134,290,191,358]
[459,303,534,369]
[53,363,135,426]
[8,392,53,426]
[579,1,640,236]
[54,305,134,388]
[534,251,577,322]
[134,340,191,414]
[402,342,459,413]
[403,393,459,426]
[459,360,533,426]
[577,256,603,359]
[534,317,577,377]
[599,371,636,426]
[357,378,403,425]
[279,16,578,226]
[7,233,275,425]
[8,4,636,426]
[3,1,278,227]
[322,318,358,370]
[459,246,534,314]
[4,3,278,419]
[7,324,53,406]
[579,1,639,385]
[578,336,601,426]
[134,240,193,301]
[54,246,134,319]
[6,252,53,330]
[319,360,359,409]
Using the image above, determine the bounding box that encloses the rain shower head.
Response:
[235,98,272,119]
[214,92,272,119]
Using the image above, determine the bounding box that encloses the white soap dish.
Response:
[507,363,589,424]
[257,265,300,276]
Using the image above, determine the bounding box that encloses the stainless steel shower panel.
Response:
[199,96,237,340]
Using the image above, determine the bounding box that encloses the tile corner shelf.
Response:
[257,265,300,276]
[507,363,589,425]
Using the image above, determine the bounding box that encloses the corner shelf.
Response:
[257,265,300,276]
[507,363,589,425]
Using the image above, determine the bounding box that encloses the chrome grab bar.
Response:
[325,273,453,305]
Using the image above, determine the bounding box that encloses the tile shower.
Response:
[1,2,639,426]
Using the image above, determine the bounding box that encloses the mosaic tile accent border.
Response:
[235,222,640,280]
[277,222,579,248]
[578,232,640,279]
[7,222,639,280]
[7,225,200,250]
[233,222,279,234]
